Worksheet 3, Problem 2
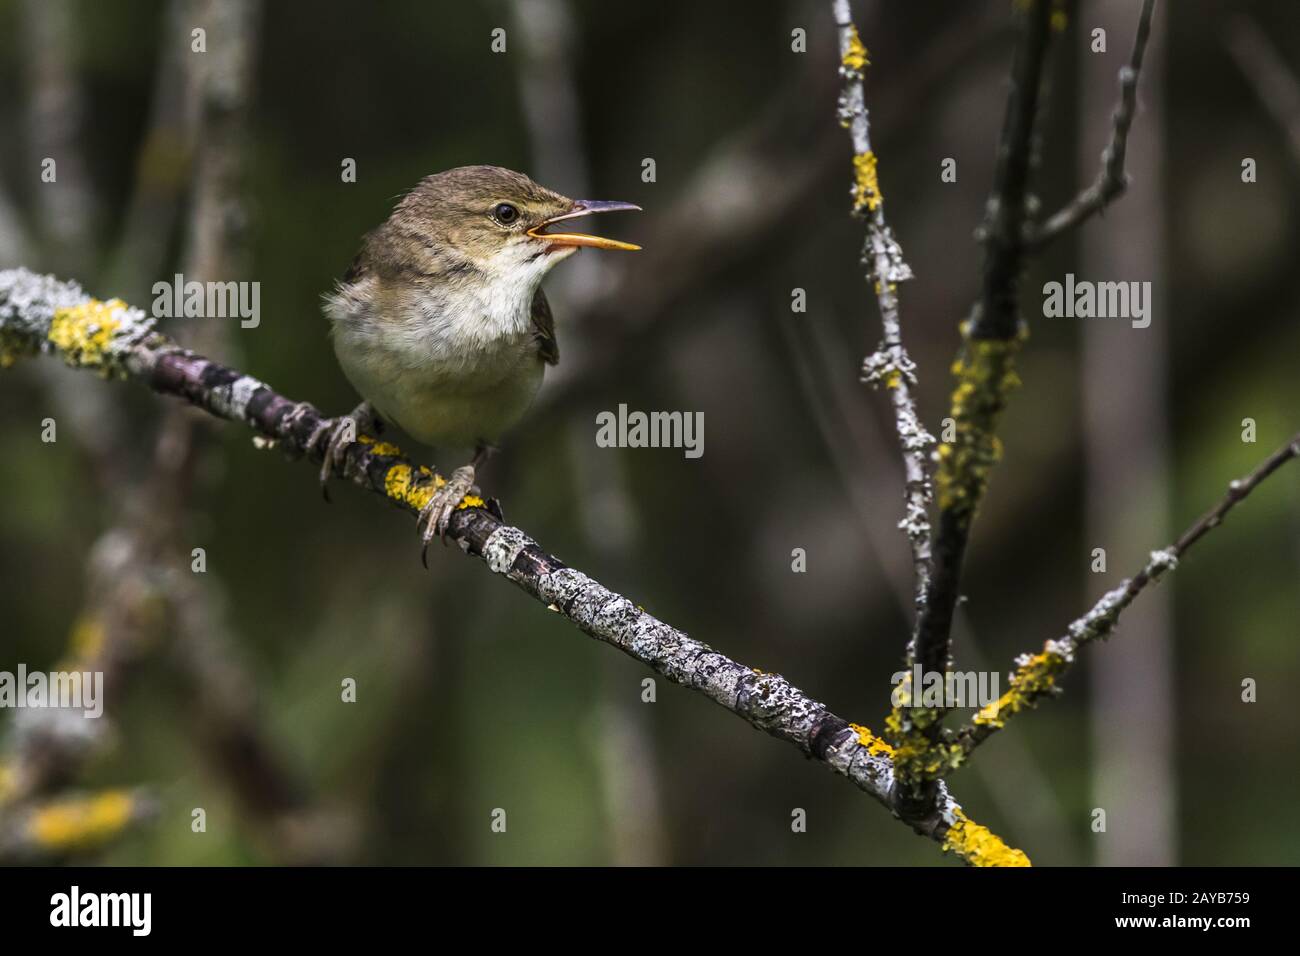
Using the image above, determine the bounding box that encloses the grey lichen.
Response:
[0,268,159,376]
[481,525,536,575]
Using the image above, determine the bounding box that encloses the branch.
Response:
[956,429,1300,755]
[969,0,1054,343]
[831,0,934,626]
[891,0,1055,806]
[0,520,169,851]
[1026,0,1158,250]
[0,267,1028,867]
[895,3,1162,804]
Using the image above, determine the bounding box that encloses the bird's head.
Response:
[391,165,640,283]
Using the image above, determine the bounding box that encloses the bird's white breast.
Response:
[325,267,549,452]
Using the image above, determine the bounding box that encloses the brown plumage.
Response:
[315,165,639,546]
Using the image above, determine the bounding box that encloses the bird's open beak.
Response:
[526,200,642,250]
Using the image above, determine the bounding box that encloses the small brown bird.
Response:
[310,165,639,548]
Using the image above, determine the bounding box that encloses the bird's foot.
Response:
[418,463,476,563]
[296,401,377,501]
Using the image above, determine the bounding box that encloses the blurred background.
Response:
[0,0,1297,866]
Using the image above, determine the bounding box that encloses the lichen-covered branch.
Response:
[890,0,1055,806]
[831,0,934,626]
[0,528,165,858]
[895,2,1162,804]
[1027,0,1158,250]
[954,429,1300,756]
[0,267,1026,866]
[0,787,156,861]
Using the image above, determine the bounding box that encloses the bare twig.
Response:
[1027,0,1158,250]
[1078,1,1172,865]
[955,430,1300,755]
[0,267,1028,866]
[831,0,934,627]
[968,0,1054,343]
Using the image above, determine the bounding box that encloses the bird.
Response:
[305,165,640,552]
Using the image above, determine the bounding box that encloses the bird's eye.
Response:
[492,203,520,225]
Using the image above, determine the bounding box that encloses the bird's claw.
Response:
[291,402,375,502]
[418,464,476,564]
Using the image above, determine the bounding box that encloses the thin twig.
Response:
[831,0,934,626]
[1027,0,1158,250]
[968,0,1054,342]
[955,429,1300,755]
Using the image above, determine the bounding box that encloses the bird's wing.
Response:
[531,287,560,366]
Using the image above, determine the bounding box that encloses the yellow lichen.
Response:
[934,325,1025,519]
[384,463,433,511]
[48,299,125,370]
[28,790,135,850]
[848,723,894,757]
[53,614,107,673]
[973,649,1067,728]
[383,463,483,515]
[357,434,403,458]
[69,615,106,661]
[884,683,969,787]
[852,151,882,212]
[842,24,869,72]
[889,733,965,781]
[942,808,1031,867]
